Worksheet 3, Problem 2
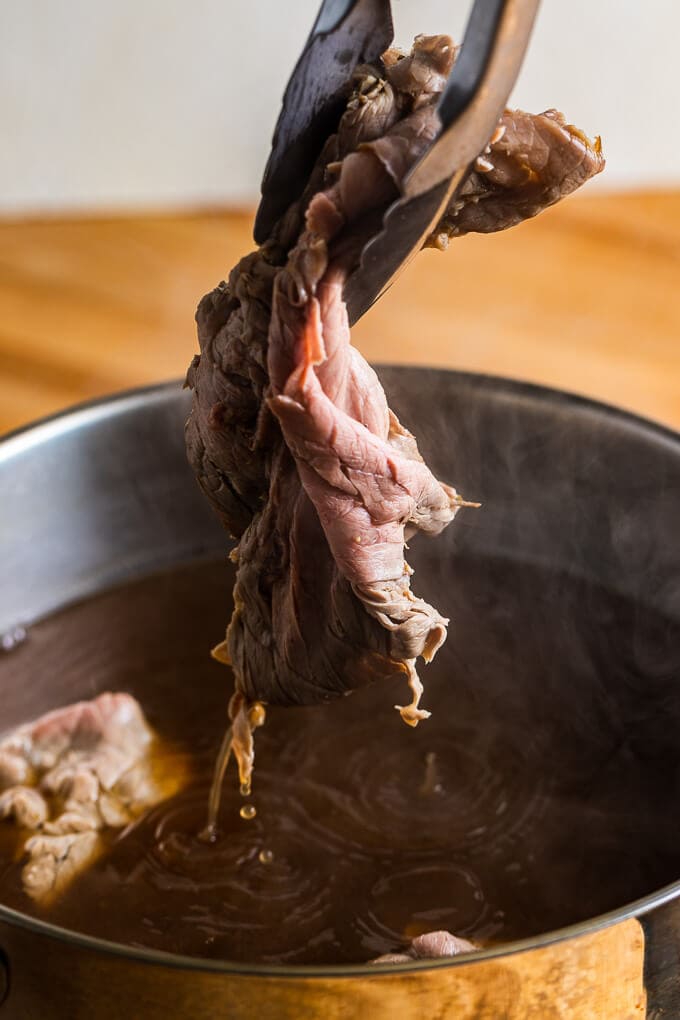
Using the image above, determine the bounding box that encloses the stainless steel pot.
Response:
[1,367,680,1019]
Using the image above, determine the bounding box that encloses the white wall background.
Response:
[1,0,678,215]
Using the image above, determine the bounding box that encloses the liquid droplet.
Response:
[198,824,218,844]
[420,751,442,797]
[240,804,257,820]
[1,625,27,653]
[258,849,274,865]
[240,781,251,797]
[204,722,234,835]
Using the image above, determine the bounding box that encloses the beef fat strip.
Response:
[186,36,604,784]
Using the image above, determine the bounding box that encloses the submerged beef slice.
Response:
[0,693,186,904]
[186,35,604,724]
[371,929,478,964]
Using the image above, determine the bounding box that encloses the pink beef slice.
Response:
[371,929,478,964]
[185,35,604,719]
[0,693,186,904]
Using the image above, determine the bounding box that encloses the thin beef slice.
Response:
[185,35,604,733]
[0,693,186,903]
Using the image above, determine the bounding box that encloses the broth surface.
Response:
[1,555,680,964]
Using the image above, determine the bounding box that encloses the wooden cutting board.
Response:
[0,190,678,436]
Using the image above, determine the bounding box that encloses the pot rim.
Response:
[3,368,680,459]
[2,369,679,978]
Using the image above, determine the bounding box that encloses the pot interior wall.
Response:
[2,369,679,634]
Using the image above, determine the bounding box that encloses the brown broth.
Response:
[1,555,680,965]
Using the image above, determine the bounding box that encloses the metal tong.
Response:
[254,0,540,325]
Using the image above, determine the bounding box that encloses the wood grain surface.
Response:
[0,190,678,437]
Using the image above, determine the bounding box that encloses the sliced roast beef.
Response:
[0,693,187,903]
[186,35,604,728]
[371,929,478,964]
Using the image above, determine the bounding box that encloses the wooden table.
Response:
[1,191,679,436]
